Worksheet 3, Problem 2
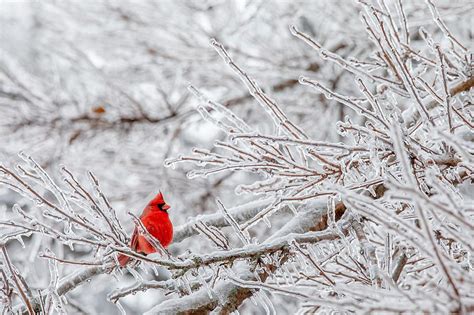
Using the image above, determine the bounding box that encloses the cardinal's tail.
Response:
[119,227,140,267]
[117,254,131,267]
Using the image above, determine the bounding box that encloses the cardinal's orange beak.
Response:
[162,204,170,211]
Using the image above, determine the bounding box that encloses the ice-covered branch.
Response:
[146,201,350,314]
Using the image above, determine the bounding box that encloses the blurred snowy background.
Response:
[0,1,473,314]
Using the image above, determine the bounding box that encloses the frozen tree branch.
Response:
[1,245,34,315]
[145,202,350,314]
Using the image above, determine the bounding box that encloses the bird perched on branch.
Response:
[117,192,173,266]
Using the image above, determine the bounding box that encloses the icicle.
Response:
[182,274,193,295]
[250,294,258,306]
[367,185,377,198]
[216,199,250,245]
[385,232,392,274]
[115,301,127,315]
[126,266,143,282]
[255,290,271,315]
[282,265,295,286]
[288,203,298,216]
[64,221,73,235]
[259,290,276,315]
[289,261,301,278]
[15,235,25,248]
[294,250,309,273]
[262,215,272,228]
[151,265,160,277]
[197,270,213,299]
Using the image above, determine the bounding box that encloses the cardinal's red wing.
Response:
[129,227,139,251]
[135,222,159,254]
[142,217,173,248]
[144,223,157,234]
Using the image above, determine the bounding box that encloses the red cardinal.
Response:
[118,192,173,266]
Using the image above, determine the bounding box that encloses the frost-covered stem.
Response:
[391,183,474,234]
[247,140,319,175]
[231,134,368,152]
[374,13,433,124]
[217,199,250,245]
[194,221,230,250]
[292,241,335,286]
[415,76,443,103]
[425,0,468,52]
[188,85,252,134]
[108,279,178,303]
[0,213,106,248]
[360,13,403,84]
[39,254,103,266]
[62,167,123,243]
[0,229,32,244]
[356,78,388,126]
[240,201,281,230]
[88,171,127,242]
[210,39,307,140]
[18,264,113,315]
[173,198,274,243]
[415,202,462,304]
[435,45,453,132]
[0,269,13,312]
[396,0,409,45]
[1,246,34,315]
[18,154,74,219]
[0,166,104,238]
[300,76,389,129]
[290,25,405,93]
[452,106,473,128]
[403,76,474,128]
[378,0,402,46]
[351,221,382,287]
[390,125,461,304]
[391,250,408,283]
